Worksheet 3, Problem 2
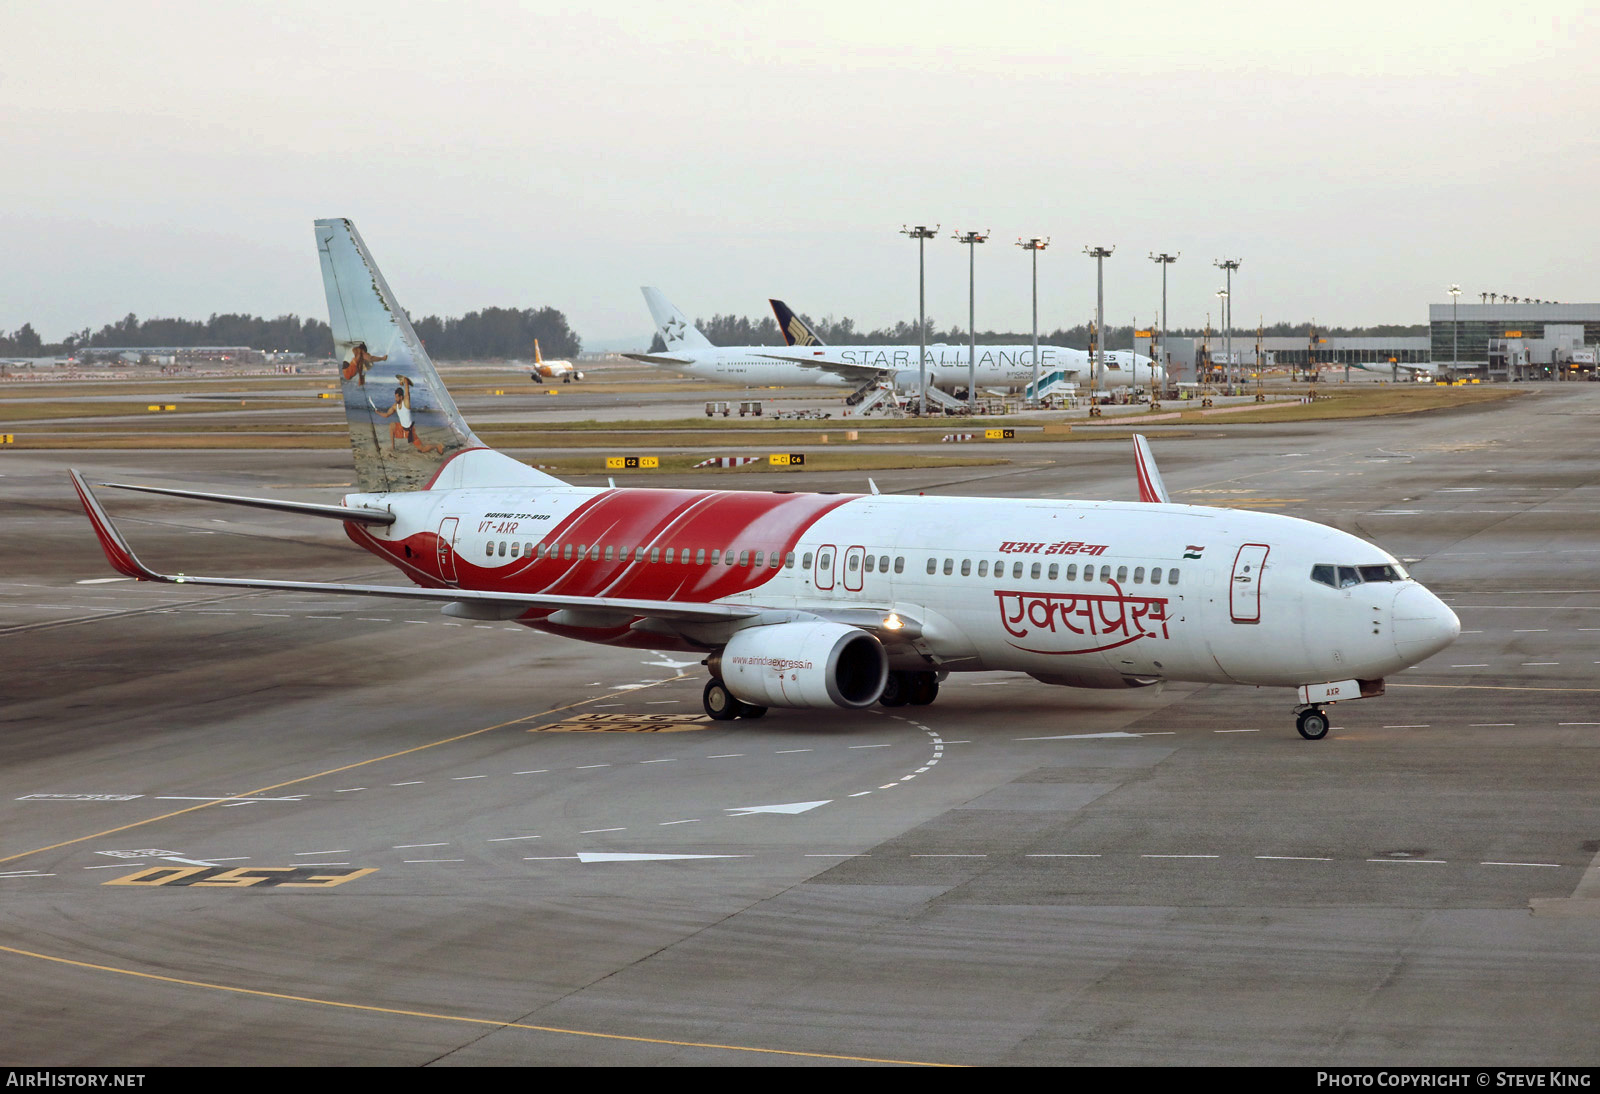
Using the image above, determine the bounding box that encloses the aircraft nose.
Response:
[1392,584,1460,663]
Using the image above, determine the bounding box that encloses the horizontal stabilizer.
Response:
[96,481,395,525]
[622,352,696,366]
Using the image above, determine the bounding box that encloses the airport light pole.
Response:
[1215,258,1240,389]
[1449,283,1461,377]
[1149,252,1178,389]
[1215,289,1229,386]
[1084,246,1114,397]
[953,229,990,413]
[1017,237,1050,404]
[901,224,939,415]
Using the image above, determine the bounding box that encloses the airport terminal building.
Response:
[1428,301,1600,380]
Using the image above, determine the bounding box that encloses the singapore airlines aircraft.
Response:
[530,339,582,382]
[767,298,1162,393]
[71,219,1458,740]
[625,288,1161,395]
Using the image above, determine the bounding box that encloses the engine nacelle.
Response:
[714,622,888,710]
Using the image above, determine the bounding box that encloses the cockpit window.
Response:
[1314,562,1409,588]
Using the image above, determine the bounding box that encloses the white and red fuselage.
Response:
[346,449,1457,692]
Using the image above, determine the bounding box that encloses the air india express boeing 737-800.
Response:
[71,219,1459,740]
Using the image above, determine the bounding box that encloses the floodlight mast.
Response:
[1215,258,1241,387]
[953,230,990,412]
[1084,246,1114,395]
[1449,283,1462,377]
[900,225,939,415]
[1148,252,1179,389]
[1017,237,1050,405]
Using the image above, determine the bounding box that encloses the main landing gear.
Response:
[1295,706,1330,741]
[878,670,939,708]
[703,678,766,721]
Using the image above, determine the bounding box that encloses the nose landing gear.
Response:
[1295,706,1330,740]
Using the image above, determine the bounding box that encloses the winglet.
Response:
[69,470,167,582]
[1132,435,1170,504]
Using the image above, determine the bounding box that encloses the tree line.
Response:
[1,305,581,361]
[648,313,1428,352]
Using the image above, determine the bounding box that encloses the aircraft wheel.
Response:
[739,704,768,720]
[704,678,742,721]
[879,672,909,707]
[907,672,939,706]
[1296,708,1330,740]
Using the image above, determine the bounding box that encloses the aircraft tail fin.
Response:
[641,288,715,350]
[769,300,826,347]
[534,338,544,365]
[316,218,483,493]
[1133,435,1170,504]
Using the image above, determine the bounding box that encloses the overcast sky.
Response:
[4,1,1596,348]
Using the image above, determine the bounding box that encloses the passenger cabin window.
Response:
[960,559,971,576]
[927,558,937,575]
[894,557,904,574]
[880,555,890,572]
[978,560,989,577]
[1168,568,1180,585]
[1116,565,1127,583]
[943,558,954,575]
[1048,563,1058,580]
[1151,566,1162,583]
[485,541,495,557]
[865,555,876,572]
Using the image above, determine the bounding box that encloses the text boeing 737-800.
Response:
[72,220,1458,739]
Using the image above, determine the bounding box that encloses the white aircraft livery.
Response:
[626,289,1160,396]
[72,220,1458,740]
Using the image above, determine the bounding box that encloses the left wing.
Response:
[754,353,892,383]
[69,471,756,625]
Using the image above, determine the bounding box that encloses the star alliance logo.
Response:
[663,317,687,344]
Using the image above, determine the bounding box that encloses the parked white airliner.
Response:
[625,289,1161,397]
[72,220,1458,740]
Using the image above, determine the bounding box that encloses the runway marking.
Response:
[1483,862,1563,868]
[486,835,540,842]
[394,843,449,849]
[1366,858,1447,864]
[725,800,830,816]
[1256,856,1332,861]
[1470,723,1515,727]
[1142,854,1219,859]
[575,852,744,863]
[658,819,700,826]
[580,828,625,834]
[534,712,708,733]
